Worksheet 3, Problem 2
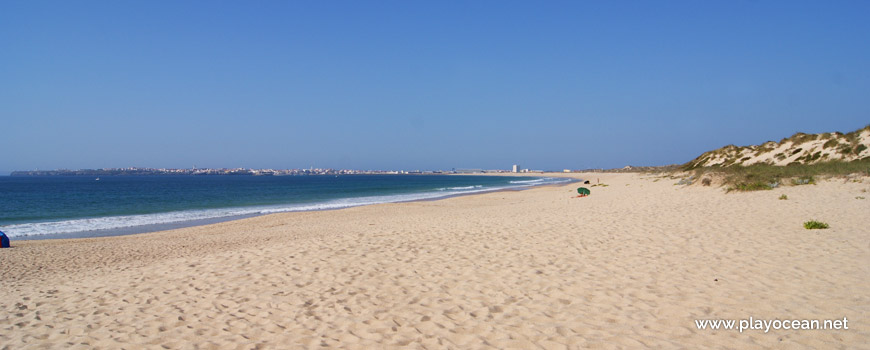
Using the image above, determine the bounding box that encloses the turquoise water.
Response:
[0,175,572,238]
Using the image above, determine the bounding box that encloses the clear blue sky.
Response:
[2,1,868,173]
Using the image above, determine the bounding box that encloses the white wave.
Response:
[0,187,499,238]
[436,185,483,191]
[1,177,574,238]
[509,178,545,184]
[508,177,575,188]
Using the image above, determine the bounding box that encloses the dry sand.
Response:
[1,173,868,349]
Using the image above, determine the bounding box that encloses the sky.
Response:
[1,1,868,174]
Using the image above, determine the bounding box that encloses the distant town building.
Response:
[512,164,519,173]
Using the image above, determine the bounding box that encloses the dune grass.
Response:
[803,220,829,230]
[685,158,870,192]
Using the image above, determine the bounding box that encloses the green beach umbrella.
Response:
[577,187,590,196]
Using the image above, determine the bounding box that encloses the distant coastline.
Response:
[10,167,456,176]
[10,165,681,177]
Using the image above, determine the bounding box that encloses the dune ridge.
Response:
[686,125,870,168]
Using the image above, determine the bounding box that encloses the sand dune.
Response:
[686,125,870,167]
[2,173,868,349]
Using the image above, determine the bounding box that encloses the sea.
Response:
[0,175,573,240]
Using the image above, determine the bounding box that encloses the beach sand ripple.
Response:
[2,173,868,349]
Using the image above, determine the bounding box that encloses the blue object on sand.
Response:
[0,230,9,248]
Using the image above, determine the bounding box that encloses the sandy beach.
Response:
[1,172,868,349]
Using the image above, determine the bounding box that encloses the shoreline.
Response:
[1,172,867,348]
[8,176,578,241]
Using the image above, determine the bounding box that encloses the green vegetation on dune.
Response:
[685,158,870,192]
[683,125,870,170]
[803,220,829,230]
[782,132,818,145]
[678,125,870,192]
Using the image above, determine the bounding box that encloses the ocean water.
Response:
[0,175,572,239]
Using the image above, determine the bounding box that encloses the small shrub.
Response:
[856,144,868,155]
[844,127,865,143]
[857,196,866,200]
[789,133,817,145]
[701,178,712,186]
[731,182,772,192]
[779,194,788,200]
[803,220,829,230]
[675,176,695,186]
[791,176,815,185]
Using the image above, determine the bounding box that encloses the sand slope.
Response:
[686,126,870,167]
[1,173,868,349]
